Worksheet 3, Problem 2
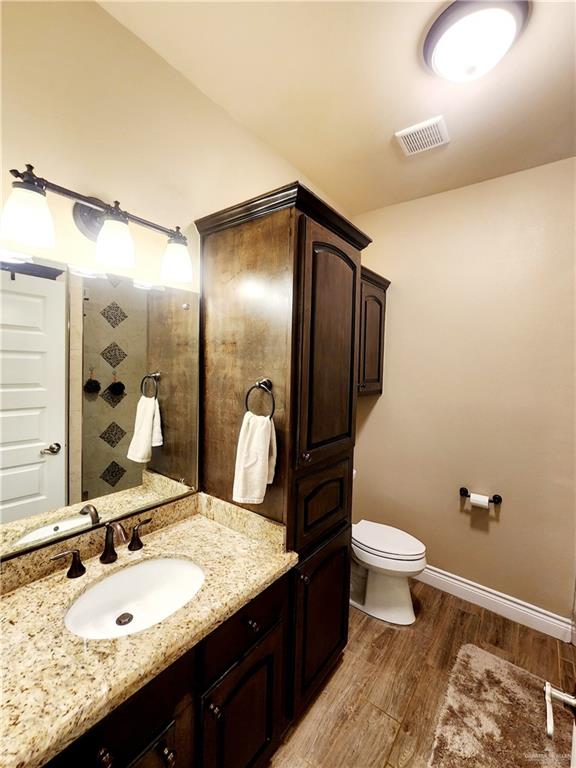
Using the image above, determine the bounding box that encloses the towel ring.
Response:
[245,378,275,419]
[140,372,160,399]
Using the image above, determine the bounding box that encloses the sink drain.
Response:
[115,612,134,626]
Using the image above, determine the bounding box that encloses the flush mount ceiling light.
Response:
[1,164,194,284]
[423,1,530,82]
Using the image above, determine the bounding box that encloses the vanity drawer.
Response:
[293,455,352,553]
[198,574,289,690]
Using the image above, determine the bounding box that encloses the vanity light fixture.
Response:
[161,227,194,284]
[0,165,55,248]
[423,1,530,82]
[2,164,194,283]
[95,201,135,269]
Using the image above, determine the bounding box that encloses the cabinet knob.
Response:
[246,618,260,634]
[359,383,366,391]
[159,744,177,767]
[301,452,311,463]
[96,747,114,768]
[209,702,223,720]
[299,573,310,585]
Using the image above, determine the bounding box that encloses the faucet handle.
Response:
[50,549,86,578]
[128,518,152,551]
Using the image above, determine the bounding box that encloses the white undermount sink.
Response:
[17,516,92,546]
[65,557,205,640]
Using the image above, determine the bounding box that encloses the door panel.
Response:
[294,455,352,552]
[0,271,66,521]
[358,270,389,396]
[293,525,351,715]
[297,218,360,468]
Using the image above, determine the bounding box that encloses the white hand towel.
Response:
[232,412,277,504]
[152,399,163,447]
[127,395,160,463]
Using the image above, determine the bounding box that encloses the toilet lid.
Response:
[352,520,425,560]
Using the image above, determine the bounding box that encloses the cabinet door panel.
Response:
[297,218,360,467]
[201,623,284,768]
[293,525,351,715]
[358,269,389,396]
[294,455,352,552]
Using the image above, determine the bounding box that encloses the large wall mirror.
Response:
[0,259,198,559]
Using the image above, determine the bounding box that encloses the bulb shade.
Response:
[95,217,135,269]
[161,240,193,284]
[424,2,529,82]
[0,186,55,248]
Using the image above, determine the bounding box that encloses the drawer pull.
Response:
[246,618,260,633]
[160,744,177,767]
[301,452,311,463]
[209,702,223,720]
[96,747,114,768]
[299,573,310,585]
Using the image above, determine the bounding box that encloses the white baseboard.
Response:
[416,565,572,642]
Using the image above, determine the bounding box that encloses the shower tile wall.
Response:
[82,277,147,499]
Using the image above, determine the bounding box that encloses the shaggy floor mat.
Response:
[428,644,574,768]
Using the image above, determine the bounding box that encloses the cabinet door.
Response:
[292,525,351,715]
[200,623,284,768]
[358,271,389,395]
[293,454,352,553]
[296,217,360,468]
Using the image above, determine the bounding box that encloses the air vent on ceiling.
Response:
[395,115,450,156]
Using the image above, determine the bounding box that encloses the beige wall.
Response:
[1,2,337,286]
[353,159,575,617]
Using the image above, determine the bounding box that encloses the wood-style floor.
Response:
[271,582,576,768]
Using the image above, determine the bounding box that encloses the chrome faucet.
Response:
[100,521,129,564]
[79,504,100,525]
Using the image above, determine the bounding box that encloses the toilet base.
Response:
[351,570,416,625]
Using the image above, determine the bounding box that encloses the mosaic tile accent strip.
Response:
[100,389,127,408]
[100,341,127,368]
[100,460,126,487]
[100,301,128,328]
[99,422,126,448]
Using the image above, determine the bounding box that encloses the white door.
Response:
[0,270,66,522]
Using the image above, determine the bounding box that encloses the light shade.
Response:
[95,216,135,269]
[161,238,193,284]
[423,1,529,82]
[0,185,55,248]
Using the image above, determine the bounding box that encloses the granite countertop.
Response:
[1,514,298,768]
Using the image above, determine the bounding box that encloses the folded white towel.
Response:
[232,412,277,505]
[127,395,163,463]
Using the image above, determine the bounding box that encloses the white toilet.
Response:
[350,519,426,625]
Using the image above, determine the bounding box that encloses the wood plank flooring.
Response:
[271,582,575,768]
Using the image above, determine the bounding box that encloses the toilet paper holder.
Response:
[459,487,502,505]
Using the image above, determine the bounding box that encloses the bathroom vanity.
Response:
[0,183,384,768]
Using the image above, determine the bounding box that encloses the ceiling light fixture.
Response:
[423,1,530,82]
[2,164,194,283]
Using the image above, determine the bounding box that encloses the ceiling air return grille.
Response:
[395,116,450,156]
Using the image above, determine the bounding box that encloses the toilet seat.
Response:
[352,520,425,561]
